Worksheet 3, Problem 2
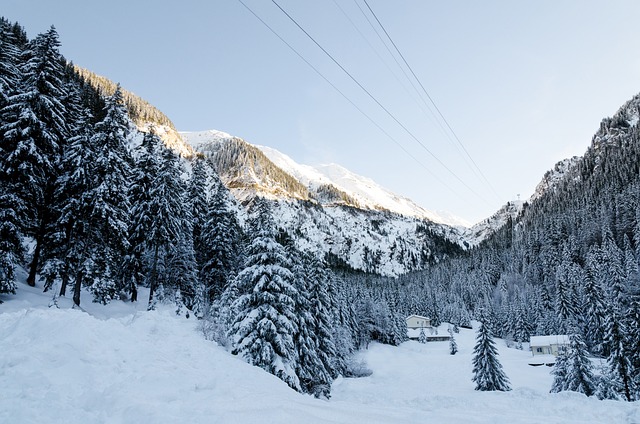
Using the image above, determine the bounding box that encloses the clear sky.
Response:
[5,0,640,224]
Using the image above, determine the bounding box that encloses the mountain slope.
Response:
[180,130,464,275]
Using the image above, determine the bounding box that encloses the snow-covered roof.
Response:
[406,314,430,320]
[529,335,570,346]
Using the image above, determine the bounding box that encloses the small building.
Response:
[406,314,431,329]
[529,335,570,356]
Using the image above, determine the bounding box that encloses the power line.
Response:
[333,0,445,135]
[362,0,501,200]
[270,0,488,205]
[235,0,461,197]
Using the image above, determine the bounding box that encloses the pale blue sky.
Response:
[5,1,640,224]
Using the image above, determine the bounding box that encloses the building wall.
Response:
[406,316,431,329]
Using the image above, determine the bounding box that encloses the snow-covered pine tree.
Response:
[605,312,633,401]
[418,327,427,344]
[145,144,193,309]
[288,250,333,398]
[228,198,300,390]
[449,327,458,355]
[582,250,607,355]
[199,172,242,302]
[85,85,132,304]
[164,217,199,312]
[0,185,21,300]
[550,349,569,394]
[550,333,595,397]
[188,156,210,268]
[124,129,161,302]
[471,319,511,391]
[40,84,95,303]
[305,254,338,391]
[0,26,69,287]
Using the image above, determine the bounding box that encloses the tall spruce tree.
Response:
[228,198,300,391]
[199,173,242,302]
[471,319,511,391]
[85,85,132,304]
[123,129,160,302]
[551,333,595,397]
[0,26,68,287]
[605,313,634,401]
[146,144,190,309]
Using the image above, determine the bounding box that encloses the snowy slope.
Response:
[181,130,470,228]
[258,145,471,228]
[2,285,636,424]
[462,200,524,247]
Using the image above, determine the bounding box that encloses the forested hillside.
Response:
[365,94,640,401]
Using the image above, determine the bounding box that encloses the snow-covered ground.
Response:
[1,283,637,424]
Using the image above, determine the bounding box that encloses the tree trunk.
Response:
[147,244,159,309]
[26,233,42,287]
[130,279,137,302]
[59,271,69,297]
[73,270,83,307]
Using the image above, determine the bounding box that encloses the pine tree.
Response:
[605,313,634,401]
[228,198,300,390]
[85,85,132,304]
[145,145,188,308]
[199,173,242,302]
[471,320,511,391]
[40,86,95,303]
[582,251,607,355]
[0,186,21,300]
[418,327,427,344]
[124,129,161,302]
[550,333,595,397]
[0,26,68,287]
[449,327,458,355]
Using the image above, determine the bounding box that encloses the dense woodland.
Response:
[1,18,639,401]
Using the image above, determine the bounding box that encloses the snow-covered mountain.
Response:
[256,144,471,228]
[182,130,469,228]
[462,200,524,247]
[180,130,464,276]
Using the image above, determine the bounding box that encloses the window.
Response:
[536,347,543,353]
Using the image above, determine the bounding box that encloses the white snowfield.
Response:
[1,285,637,424]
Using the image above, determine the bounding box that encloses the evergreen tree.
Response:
[471,320,511,391]
[0,186,21,300]
[84,85,132,304]
[582,252,607,355]
[40,86,95,304]
[418,327,427,344]
[145,145,188,308]
[199,173,242,302]
[605,313,634,401]
[550,333,595,397]
[123,129,160,302]
[449,327,458,355]
[228,198,300,390]
[0,26,68,287]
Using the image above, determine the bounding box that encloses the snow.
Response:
[530,335,570,346]
[2,283,637,424]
